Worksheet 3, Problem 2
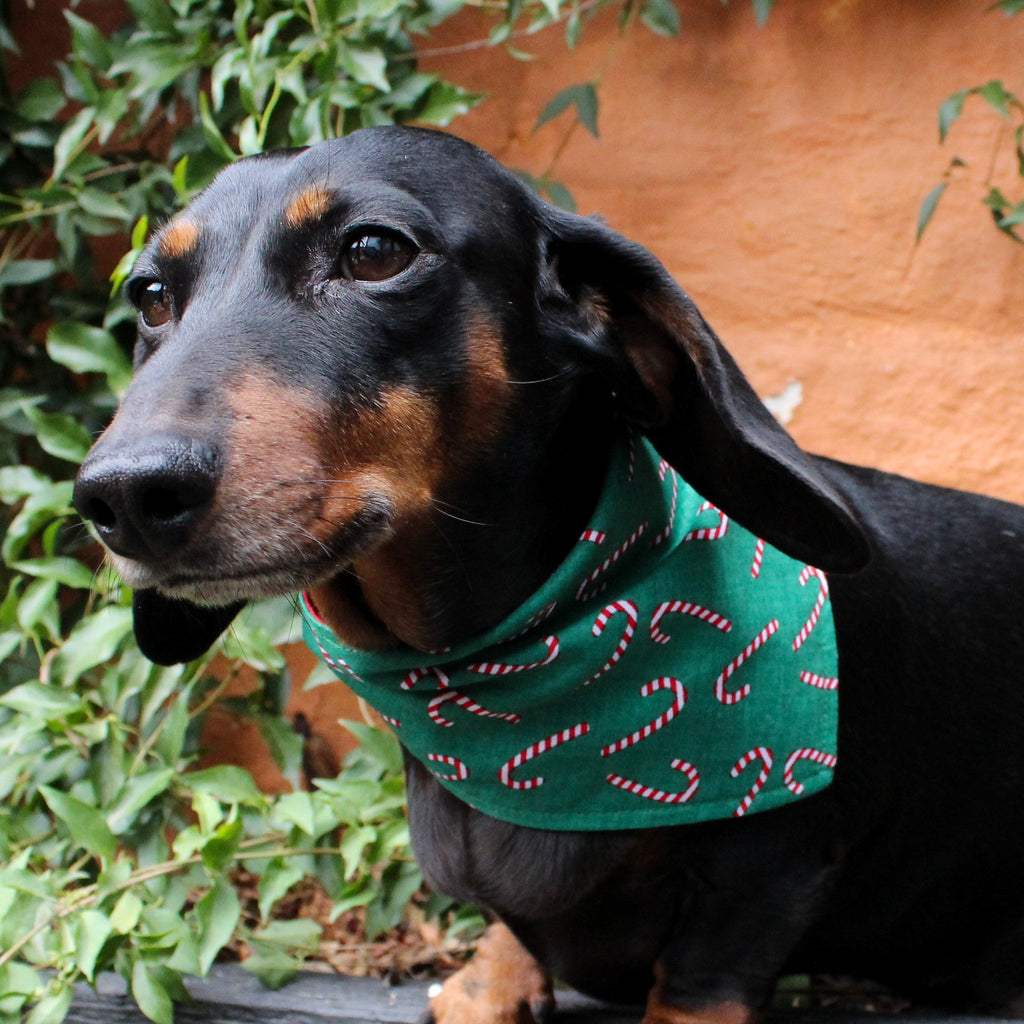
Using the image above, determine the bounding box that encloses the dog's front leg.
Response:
[424,921,555,1024]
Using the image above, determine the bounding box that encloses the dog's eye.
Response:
[340,232,416,282]
[136,281,172,328]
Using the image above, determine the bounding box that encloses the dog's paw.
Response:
[421,922,555,1024]
[641,997,751,1024]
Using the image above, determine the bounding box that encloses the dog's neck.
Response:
[308,412,610,653]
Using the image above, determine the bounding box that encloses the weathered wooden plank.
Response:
[65,967,1015,1024]
[66,967,639,1023]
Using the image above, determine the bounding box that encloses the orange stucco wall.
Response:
[424,0,1024,502]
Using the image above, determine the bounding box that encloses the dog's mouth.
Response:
[105,498,394,607]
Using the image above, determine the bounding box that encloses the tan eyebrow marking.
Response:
[157,218,201,259]
[284,187,332,229]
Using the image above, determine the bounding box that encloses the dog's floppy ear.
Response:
[132,590,244,665]
[540,209,870,573]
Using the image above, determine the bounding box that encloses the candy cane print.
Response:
[682,501,729,543]
[731,746,773,817]
[401,666,450,690]
[750,537,765,579]
[793,566,829,651]
[467,635,560,675]
[427,753,469,782]
[576,523,648,602]
[783,748,837,796]
[504,601,558,642]
[651,460,680,547]
[579,529,607,545]
[584,600,638,685]
[606,758,700,805]
[799,669,839,691]
[499,722,590,790]
[714,619,779,705]
[650,600,732,644]
[301,592,364,681]
[601,677,687,756]
[427,690,522,728]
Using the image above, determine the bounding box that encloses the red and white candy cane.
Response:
[793,565,829,651]
[682,502,729,543]
[799,669,839,691]
[584,600,638,685]
[401,666,450,691]
[651,460,680,547]
[467,635,560,675]
[499,722,590,790]
[750,537,765,579]
[650,600,732,645]
[783,748,837,796]
[504,601,558,642]
[601,677,687,756]
[301,592,364,681]
[715,619,779,705]
[579,528,607,545]
[606,758,700,805]
[427,690,521,728]
[427,753,469,782]
[731,746,773,817]
[576,522,648,602]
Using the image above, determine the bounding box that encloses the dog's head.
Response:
[74,127,868,664]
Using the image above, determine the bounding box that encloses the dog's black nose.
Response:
[74,436,220,560]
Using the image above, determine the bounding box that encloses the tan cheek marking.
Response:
[318,385,445,528]
[456,321,514,458]
[158,218,201,259]
[284,187,331,228]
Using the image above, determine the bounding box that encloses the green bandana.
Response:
[301,432,839,831]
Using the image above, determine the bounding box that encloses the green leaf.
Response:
[200,815,245,873]
[938,90,967,142]
[641,0,680,37]
[56,605,134,684]
[11,556,95,589]
[917,182,947,241]
[0,680,83,719]
[534,82,599,137]
[74,909,114,983]
[977,79,1015,117]
[110,889,144,934]
[40,785,117,861]
[995,0,1024,11]
[22,403,92,463]
[195,877,241,975]
[106,768,176,833]
[0,259,58,288]
[47,320,132,393]
[339,719,404,776]
[751,0,775,24]
[339,824,377,879]
[17,78,66,121]
[542,180,577,212]
[338,43,390,91]
[198,92,238,163]
[271,791,317,836]
[24,981,72,1024]
[187,765,265,805]
[257,857,305,922]
[131,961,173,1024]
[15,576,59,634]
[51,106,96,181]
[65,11,113,71]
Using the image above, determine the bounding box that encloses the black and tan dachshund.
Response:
[74,127,1024,1023]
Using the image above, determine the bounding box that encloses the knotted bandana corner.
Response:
[301,431,839,831]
